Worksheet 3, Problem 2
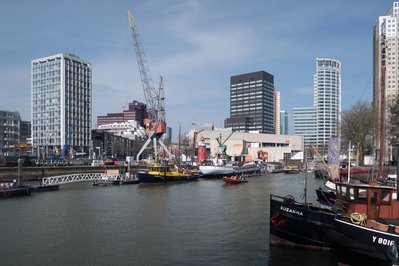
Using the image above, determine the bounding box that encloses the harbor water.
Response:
[0,172,338,265]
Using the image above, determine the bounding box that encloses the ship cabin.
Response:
[334,182,399,220]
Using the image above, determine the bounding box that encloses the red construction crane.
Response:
[127,9,171,163]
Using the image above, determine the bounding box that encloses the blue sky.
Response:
[0,0,394,137]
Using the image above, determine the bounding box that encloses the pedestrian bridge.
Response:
[41,173,126,186]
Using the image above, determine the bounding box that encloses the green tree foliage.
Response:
[341,101,373,166]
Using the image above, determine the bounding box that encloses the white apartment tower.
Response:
[31,53,92,158]
[373,2,399,161]
[314,58,342,152]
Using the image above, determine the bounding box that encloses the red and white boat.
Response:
[222,175,248,185]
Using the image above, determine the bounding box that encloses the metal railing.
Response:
[41,173,125,186]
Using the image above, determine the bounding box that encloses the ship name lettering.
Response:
[280,206,303,216]
[372,236,394,246]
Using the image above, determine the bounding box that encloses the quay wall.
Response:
[0,165,146,181]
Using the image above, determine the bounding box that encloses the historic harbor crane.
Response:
[127,9,171,163]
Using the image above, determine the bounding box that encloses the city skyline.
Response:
[0,0,394,135]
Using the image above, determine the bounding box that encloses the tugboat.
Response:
[137,164,198,183]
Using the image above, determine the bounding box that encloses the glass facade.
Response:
[0,110,21,155]
[31,53,92,157]
[314,58,341,152]
[226,71,275,134]
[279,110,289,135]
[293,107,316,148]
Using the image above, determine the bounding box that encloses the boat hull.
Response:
[0,186,32,197]
[199,165,234,177]
[137,171,198,183]
[325,218,398,265]
[269,194,335,250]
[222,176,248,184]
[34,185,60,192]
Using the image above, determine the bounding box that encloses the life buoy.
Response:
[257,150,269,161]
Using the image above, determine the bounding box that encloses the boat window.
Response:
[358,189,367,201]
[381,190,391,204]
[349,188,355,200]
[341,186,347,197]
[371,191,378,204]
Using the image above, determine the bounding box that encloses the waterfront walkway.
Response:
[41,173,125,186]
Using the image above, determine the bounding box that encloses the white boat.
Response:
[199,164,234,177]
[199,158,234,177]
[233,161,262,174]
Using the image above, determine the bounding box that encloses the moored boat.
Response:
[323,182,399,265]
[0,180,32,198]
[137,164,198,183]
[284,165,300,174]
[271,181,399,265]
[199,164,234,177]
[233,161,262,175]
[222,175,248,185]
[269,194,336,250]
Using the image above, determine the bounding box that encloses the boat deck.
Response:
[376,218,399,226]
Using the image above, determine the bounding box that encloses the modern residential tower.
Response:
[314,58,342,152]
[293,58,341,153]
[31,53,92,158]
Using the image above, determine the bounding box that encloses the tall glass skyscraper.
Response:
[225,71,275,134]
[293,58,341,153]
[279,110,289,135]
[314,58,342,152]
[31,53,92,158]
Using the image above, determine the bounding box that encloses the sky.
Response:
[0,0,395,138]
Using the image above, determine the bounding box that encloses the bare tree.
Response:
[341,101,374,166]
[389,97,399,145]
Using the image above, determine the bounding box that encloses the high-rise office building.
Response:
[31,53,92,158]
[373,2,399,161]
[97,100,147,127]
[224,71,275,133]
[0,110,21,155]
[280,110,289,135]
[293,107,316,148]
[314,58,342,152]
[275,91,281,135]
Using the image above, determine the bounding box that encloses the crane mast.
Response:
[127,9,170,163]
